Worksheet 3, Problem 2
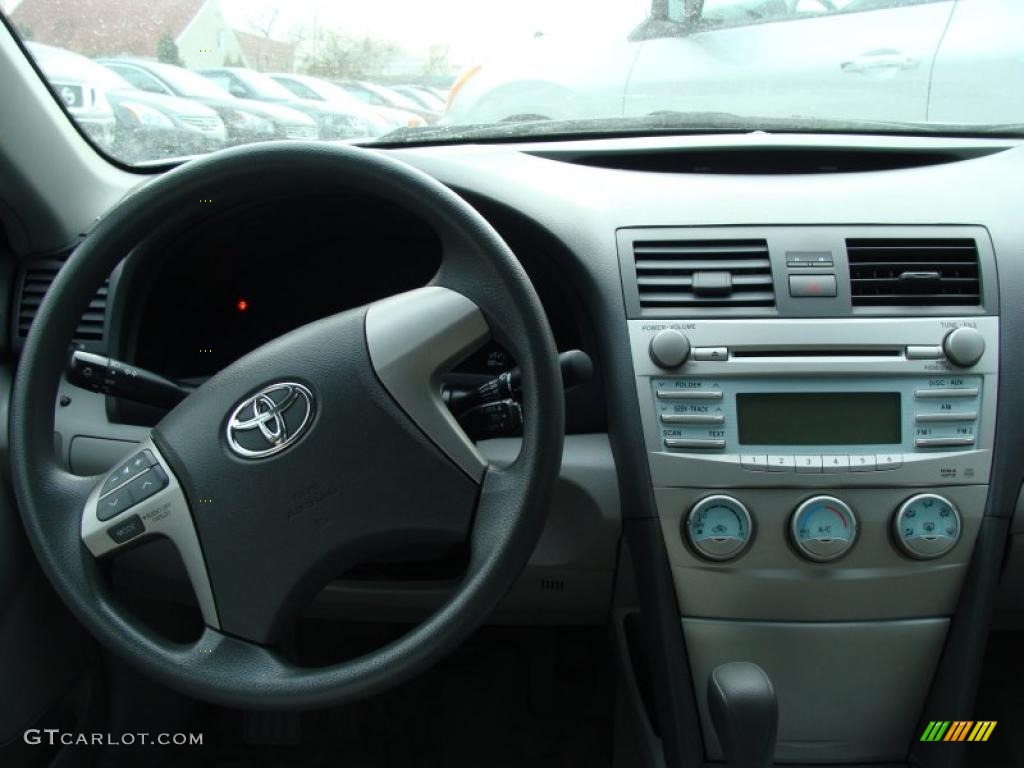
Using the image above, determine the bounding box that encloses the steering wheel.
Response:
[9,143,564,709]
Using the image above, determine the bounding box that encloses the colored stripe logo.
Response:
[920,721,997,742]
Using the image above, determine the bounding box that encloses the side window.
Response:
[206,73,245,98]
[667,0,933,31]
[280,79,321,100]
[113,66,170,95]
[700,0,792,27]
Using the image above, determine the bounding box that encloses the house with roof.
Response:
[10,0,296,71]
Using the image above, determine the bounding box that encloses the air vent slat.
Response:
[637,274,774,288]
[847,238,980,308]
[851,261,977,269]
[633,238,774,312]
[16,255,108,344]
[634,244,769,256]
[636,258,771,272]
[640,291,776,306]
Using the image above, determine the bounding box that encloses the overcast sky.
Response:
[219,0,650,62]
[3,0,650,65]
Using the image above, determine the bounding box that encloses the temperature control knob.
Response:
[791,496,858,562]
[649,330,691,369]
[893,494,961,559]
[685,495,753,561]
[943,327,985,367]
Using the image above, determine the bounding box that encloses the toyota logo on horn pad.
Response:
[226,383,315,459]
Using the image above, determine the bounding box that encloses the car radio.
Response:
[629,316,998,488]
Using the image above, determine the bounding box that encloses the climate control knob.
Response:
[685,495,753,561]
[893,494,961,559]
[649,330,691,369]
[791,496,857,562]
[943,327,985,367]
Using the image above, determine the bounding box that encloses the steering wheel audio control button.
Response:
[125,465,168,505]
[100,449,158,497]
[97,488,135,521]
[107,514,145,544]
[83,439,220,629]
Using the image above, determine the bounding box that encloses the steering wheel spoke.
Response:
[80,439,220,629]
[365,286,491,483]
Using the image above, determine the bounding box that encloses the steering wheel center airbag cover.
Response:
[153,306,479,644]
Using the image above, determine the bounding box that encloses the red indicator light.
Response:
[236,299,249,312]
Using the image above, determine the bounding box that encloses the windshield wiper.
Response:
[366,112,1024,147]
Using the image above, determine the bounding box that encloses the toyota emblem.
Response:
[226,382,314,459]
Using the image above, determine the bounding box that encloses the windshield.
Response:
[6,0,1021,165]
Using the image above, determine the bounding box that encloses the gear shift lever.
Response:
[708,662,778,768]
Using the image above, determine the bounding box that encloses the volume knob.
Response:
[649,330,691,369]
[943,327,986,367]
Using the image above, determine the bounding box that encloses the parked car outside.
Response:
[336,81,437,125]
[392,85,446,113]
[28,43,225,163]
[24,41,115,150]
[266,73,392,136]
[445,0,1024,127]
[98,58,318,145]
[197,67,370,139]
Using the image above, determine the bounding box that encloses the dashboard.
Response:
[17,131,1024,767]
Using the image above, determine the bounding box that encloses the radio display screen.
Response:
[736,392,901,445]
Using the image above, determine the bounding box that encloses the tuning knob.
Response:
[943,327,986,367]
[649,330,691,369]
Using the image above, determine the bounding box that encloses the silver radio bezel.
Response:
[630,316,999,488]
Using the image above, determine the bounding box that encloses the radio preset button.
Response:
[915,411,978,423]
[740,454,769,471]
[767,455,796,472]
[660,413,725,425]
[906,345,944,360]
[916,437,976,448]
[849,454,876,472]
[875,453,903,470]
[693,347,729,362]
[795,455,823,473]
[664,438,726,450]
[822,455,849,472]
[656,389,723,401]
[914,388,979,399]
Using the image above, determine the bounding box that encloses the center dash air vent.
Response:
[632,239,774,312]
[16,255,109,347]
[847,238,980,307]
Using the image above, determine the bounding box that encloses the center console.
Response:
[620,225,999,763]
